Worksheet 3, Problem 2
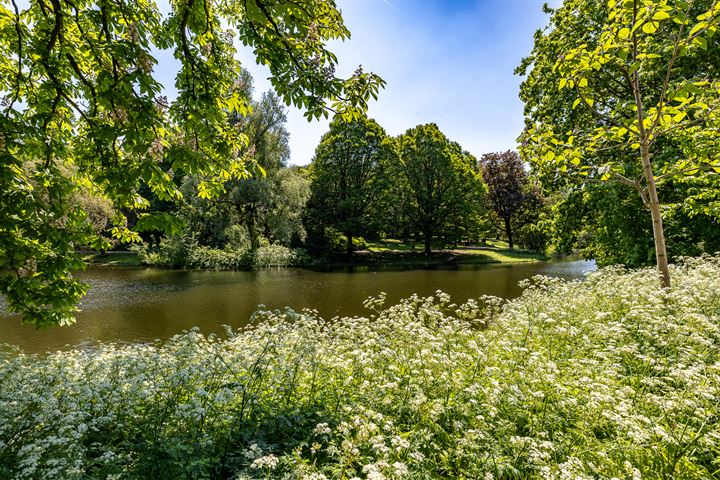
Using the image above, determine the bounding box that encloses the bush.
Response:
[517,220,550,253]
[252,244,303,268]
[136,237,251,270]
[328,232,369,252]
[187,246,249,270]
[1,256,720,478]
[135,235,197,268]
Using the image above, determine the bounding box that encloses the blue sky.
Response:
[158,0,561,165]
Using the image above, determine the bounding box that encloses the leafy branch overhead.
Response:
[524,0,720,185]
[0,0,384,326]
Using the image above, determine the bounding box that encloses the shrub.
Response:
[328,232,369,252]
[252,244,299,268]
[187,246,249,270]
[1,256,719,478]
[136,235,197,268]
[136,237,251,270]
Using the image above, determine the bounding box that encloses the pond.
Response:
[1,259,595,353]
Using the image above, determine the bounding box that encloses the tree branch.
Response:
[649,2,691,135]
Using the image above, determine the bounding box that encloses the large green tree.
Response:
[175,89,309,255]
[305,115,390,255]
[391,124,483,255]
[519,0,720,287]
[0,0,383,326]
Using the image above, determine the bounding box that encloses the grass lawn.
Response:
[320,239,548,268]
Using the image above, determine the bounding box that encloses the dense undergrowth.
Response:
[1,257,719,479]
[135,239,308,269]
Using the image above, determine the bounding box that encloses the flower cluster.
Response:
[1,256,719,478]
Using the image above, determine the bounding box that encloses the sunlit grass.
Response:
[366,239,547,264]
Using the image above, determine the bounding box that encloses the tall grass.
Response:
[1,256,719,479]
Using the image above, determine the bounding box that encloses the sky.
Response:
[157,0,562,165]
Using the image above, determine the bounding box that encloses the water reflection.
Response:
[1,259,595,353]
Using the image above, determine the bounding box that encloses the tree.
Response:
[519,0,720,287]
[392,124,483,255]
[542,168,720,267]
[0,0,384,326]
[224,89,293,251]
[479,151,543,249]
[159,87,309,259]
[305,116,390,255]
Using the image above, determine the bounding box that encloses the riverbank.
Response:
[2,256,717,478]
[309,246,547,269]
[84,243,548,270]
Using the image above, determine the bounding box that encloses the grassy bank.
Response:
[83,242,547,272]
[2,257,719,478]
[311,240,548,269]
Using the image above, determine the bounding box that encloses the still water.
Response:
[1,259,595,353]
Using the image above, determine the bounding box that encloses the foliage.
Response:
[549,180,720,266]
[2,257,720,478]
[518,0,720,286]
[0,0,383,326]
[137,85,311,269]
[388,124,484,254]
[169,87,310,257]
[252,243,306,268]
[479,151,545,250]
[187,246,249,270]
[137,232,306,270]
[178,165,311,254]
[72,190,116,243]
[305,116,391,255]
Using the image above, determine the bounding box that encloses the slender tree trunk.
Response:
[504,216,514,250]
[247,206,259,251]
[630,15,671,288]
[424,230,432,255]
[346,232,353,256]
[640,145,671,288]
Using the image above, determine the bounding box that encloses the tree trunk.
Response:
[504,216,514,250]
[248,206,259,251]
[640,145,671,288]
[424,231,431,255]
[346,232,353,257]
[629,19,671,288]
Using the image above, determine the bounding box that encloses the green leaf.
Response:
[642,21,658,34]
[693,36,708,50]
[689,22,706,37]
[673,111,687,122]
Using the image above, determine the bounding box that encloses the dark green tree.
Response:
[0,0,383,326]
[305,116,390,255]
[391,124,483,255]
